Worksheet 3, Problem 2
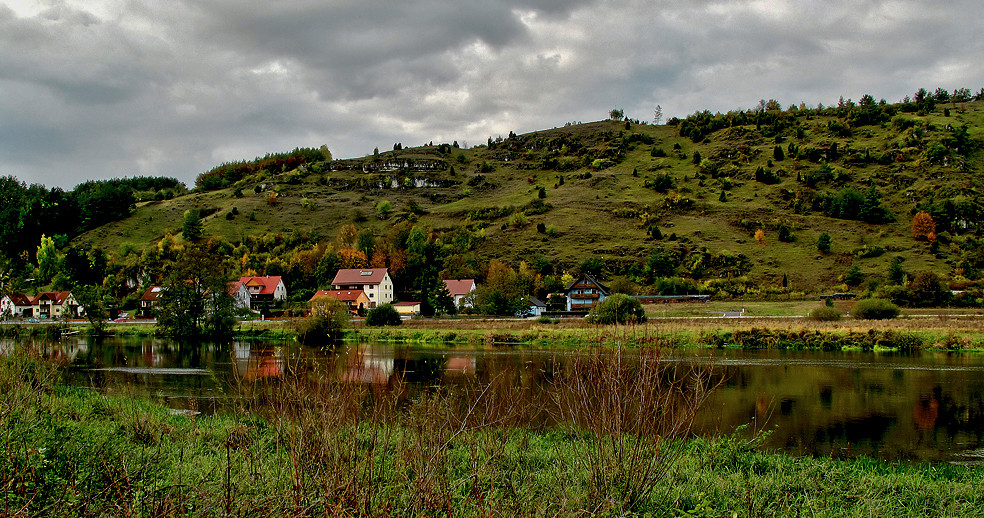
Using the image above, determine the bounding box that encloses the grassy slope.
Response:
[76,101,984,292]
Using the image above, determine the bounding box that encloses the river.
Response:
[7,336,984,463]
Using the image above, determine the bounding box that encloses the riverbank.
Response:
[6,310,984,351]
[1,346,981,517]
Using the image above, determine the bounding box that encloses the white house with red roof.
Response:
[310,289,371,314]
[442,279,476,308]
[1,293,33,319]
[231,276,287,310]
[330,268,393,308]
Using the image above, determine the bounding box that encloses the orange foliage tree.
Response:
[911,211,936,241]
[754,229,766,246]
[337,248,369,269]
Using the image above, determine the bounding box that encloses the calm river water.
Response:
[8,336,984,463]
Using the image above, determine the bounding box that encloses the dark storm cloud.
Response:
[0,0,981,188]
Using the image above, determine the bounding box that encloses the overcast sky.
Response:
[2,0,981,189]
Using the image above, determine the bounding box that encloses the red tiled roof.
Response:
[392,301,420,307]
[32,291,72,305]
[5,293,32,306]
[443,279,475,297]
[331,268,388,286]
[140,286,164,302]
[311,290,366,302]
[236,276,283,295]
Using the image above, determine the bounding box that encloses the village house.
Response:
[232,276,287,311]
[443,279,477,308]
[310,289,371,315]
[1,293,33,319]
[31,291,81,319]
[562,273,610,311]
[392,301,421,316]
[526,296,547,317]
[139,286,164,318]
[330,268,393,308]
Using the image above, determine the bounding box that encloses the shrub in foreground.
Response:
[851,298,900,320]
[809,306,843,321]
[297,296,350,345]
[587,294,647,324]
[365,303,402,326]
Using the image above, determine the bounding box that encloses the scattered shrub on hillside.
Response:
[365,304,402,326]
[646,173,675,192]
[852,245,885,258]
[816,232,832,253]
[809,307,842,321]
[777,225,794,243]
[851,298,900,320]
[587,294,647,324]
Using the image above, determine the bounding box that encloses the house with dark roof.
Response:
[526,296,547,317]
[231,276,287,310]
[1,293,33,319]
[330,268,393,308]
[310,289,371,315]
[442,279,477,308]
[562,273,610,311]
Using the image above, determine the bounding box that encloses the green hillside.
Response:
[68,94,984,306]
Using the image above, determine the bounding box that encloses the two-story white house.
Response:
[330,268,393,308]
[442,279,477,308]
[1,293,33,319]
[562,273,610,311]
[231,276,288,311]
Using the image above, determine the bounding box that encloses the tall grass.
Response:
[2,344,983,516]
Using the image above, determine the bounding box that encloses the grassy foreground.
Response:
[2,346,982,517]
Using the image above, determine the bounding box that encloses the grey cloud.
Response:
[0,0,981,189]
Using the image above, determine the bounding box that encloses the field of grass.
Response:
[2,345,982,517]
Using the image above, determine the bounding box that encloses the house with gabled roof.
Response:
[1,293,33,319]
[526,296,547,317]
[231,276,287,311]
[139,286,164,318]
[31,291,80,319]
[393,301,421,316]
[443,279,476,308]
[562,273,610,311]
[330,268,393,308]
[310,289,371,315]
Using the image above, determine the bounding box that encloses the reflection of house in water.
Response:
[340,345,395,385]
[142,342,164,367]
[444,356,476,376]
[234,343,285,381]
[913,394,940,431]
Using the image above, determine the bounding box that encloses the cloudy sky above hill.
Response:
[2,0,981,189]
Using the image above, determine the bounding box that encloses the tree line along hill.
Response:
[3,87,984,313]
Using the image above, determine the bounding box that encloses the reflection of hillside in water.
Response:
[8,337,984,461]
[694,350,984,461]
